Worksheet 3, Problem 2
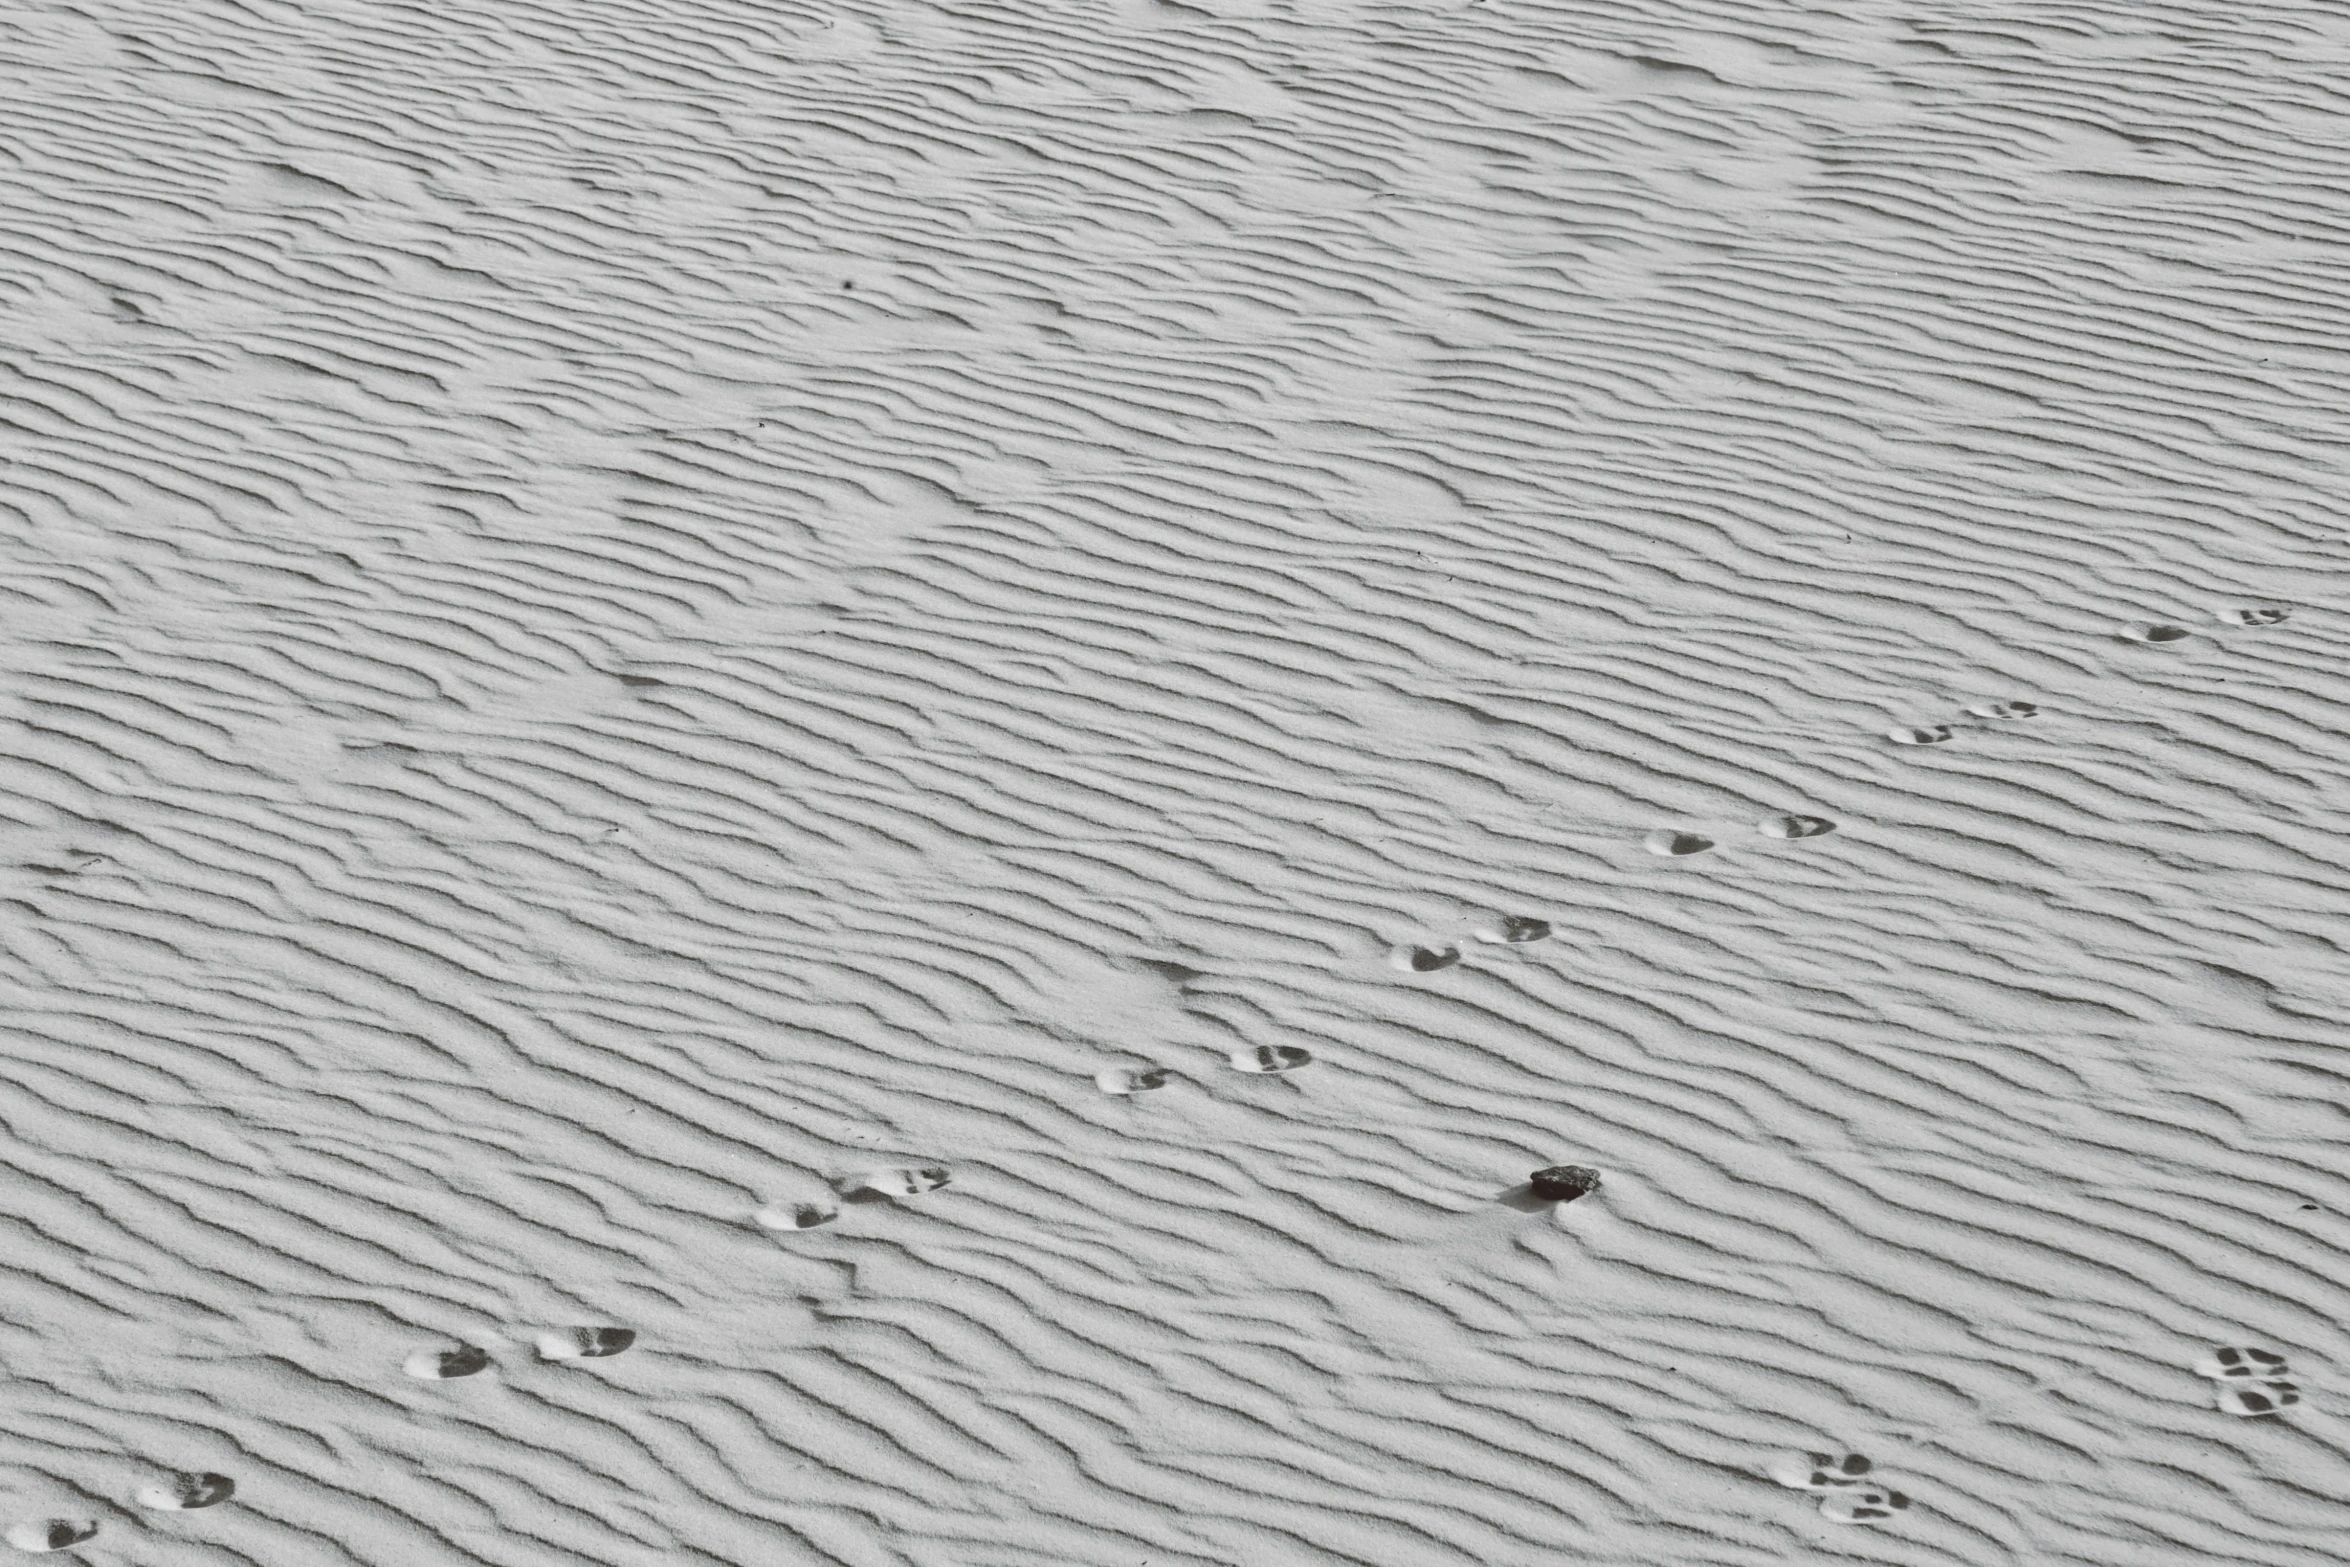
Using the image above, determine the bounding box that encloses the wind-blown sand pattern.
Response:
[5,0,2350,1563]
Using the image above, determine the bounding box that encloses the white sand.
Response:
[4,0,2348,1562]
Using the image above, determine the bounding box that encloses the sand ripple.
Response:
[4,0,2350,1562]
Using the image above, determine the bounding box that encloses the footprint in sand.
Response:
[1819,1486,1911,1524]
[1756,814,1835,840]
[1887,724,1953,745]
[1769,1452,1907,1523]
[1230,1044,1312,1073]
[2215,1381,2300,1417]
[2196,1346,2290,1382]
[1644,830,1713,856]
[2217,606,2290,626]
[755,1202,837,1230]
[834,1166,952,1199]
[2120,623,2194,644]
[1389,944,1461,972]
[1965,700,2039,720]
[1768,1450,1875,1491]
[4,1522,98,1554]
[1472,915,1551,944]
[136,1472,234,1511]
[1096,1065,1172,1094]
[404,1345,491,1380]
[534,1327,637,1361]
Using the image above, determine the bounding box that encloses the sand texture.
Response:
[4,0,2350,1562]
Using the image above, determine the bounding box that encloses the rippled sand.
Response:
[4,1,2349,1562]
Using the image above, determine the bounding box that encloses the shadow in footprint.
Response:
[5,1522,98,1554]
[404,1345,491,1380]
[1769,1451,1873,1490]
[536,1328,636,1361]
[2121,623,2193,643]
[1473,915,1551,944]
[1096,1066,1172,1094]
[1390,944,1461,972]
[2197,1346,2289,1381]
[1756,815,1835,840]
[2216,1382,2299,1417]
[1644,830,1713,856]
[2221,606,2290,626]
[1820,1487,1910,1524]
[756,1202,836,1230]
[1230,1045,1311,1074]
[137,1473,234,1511]
[1966,700,2038,719]
[835,1166,952,1200]
[1888,725,1952,745]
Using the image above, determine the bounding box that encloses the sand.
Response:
[3,0,2348,1562]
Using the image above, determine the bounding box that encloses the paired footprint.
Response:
[4,1474,235,1552]
[402,1329,635,1379]
[1768,1451,1910,1524]
[1098,1047,1310,1087]
[2122,604,2291,643]
[758,1165,956,1228]
[1888,699,2037,746]
[2197,1345,2301,1417]
[833,1166,951,1200]
[1390,911,1551,974]
[1644,815,1837,857]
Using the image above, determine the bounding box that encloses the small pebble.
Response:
[1528,1165,1602,1202]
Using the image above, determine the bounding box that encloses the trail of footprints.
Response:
[45,594,2288,1557]
[1743,1342,2309,1533]
[1890,603,2293,744]
[3,1472,233,1554]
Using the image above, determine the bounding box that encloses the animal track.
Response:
[1230,1044,1312,1073]
[1820,1487,1910,1524]
[535,1327,636,1361]
[4,1521,98,1553]
[1644,830,1713,856]
[835,1166,952,1198]
[1472,915,1551,944]
[1096,1065,1171,1094]
[1768,1451,1874,1491]
[1888,725,1952,745]
[404,1345,491,1379]
[2196,1346,2289,1382]
[1389,944,1461,972]
[136,1472,235,1510]
[2193,1345,2299,1414]
[1756,814,1835,839]
[2216,1382,2300,1417]
[1769,1452,1908,1524]
[1965,700,2038,719]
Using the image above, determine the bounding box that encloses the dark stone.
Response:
[1529,1165,1601,1202]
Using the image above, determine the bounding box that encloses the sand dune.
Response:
[5,0,2350,1562]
